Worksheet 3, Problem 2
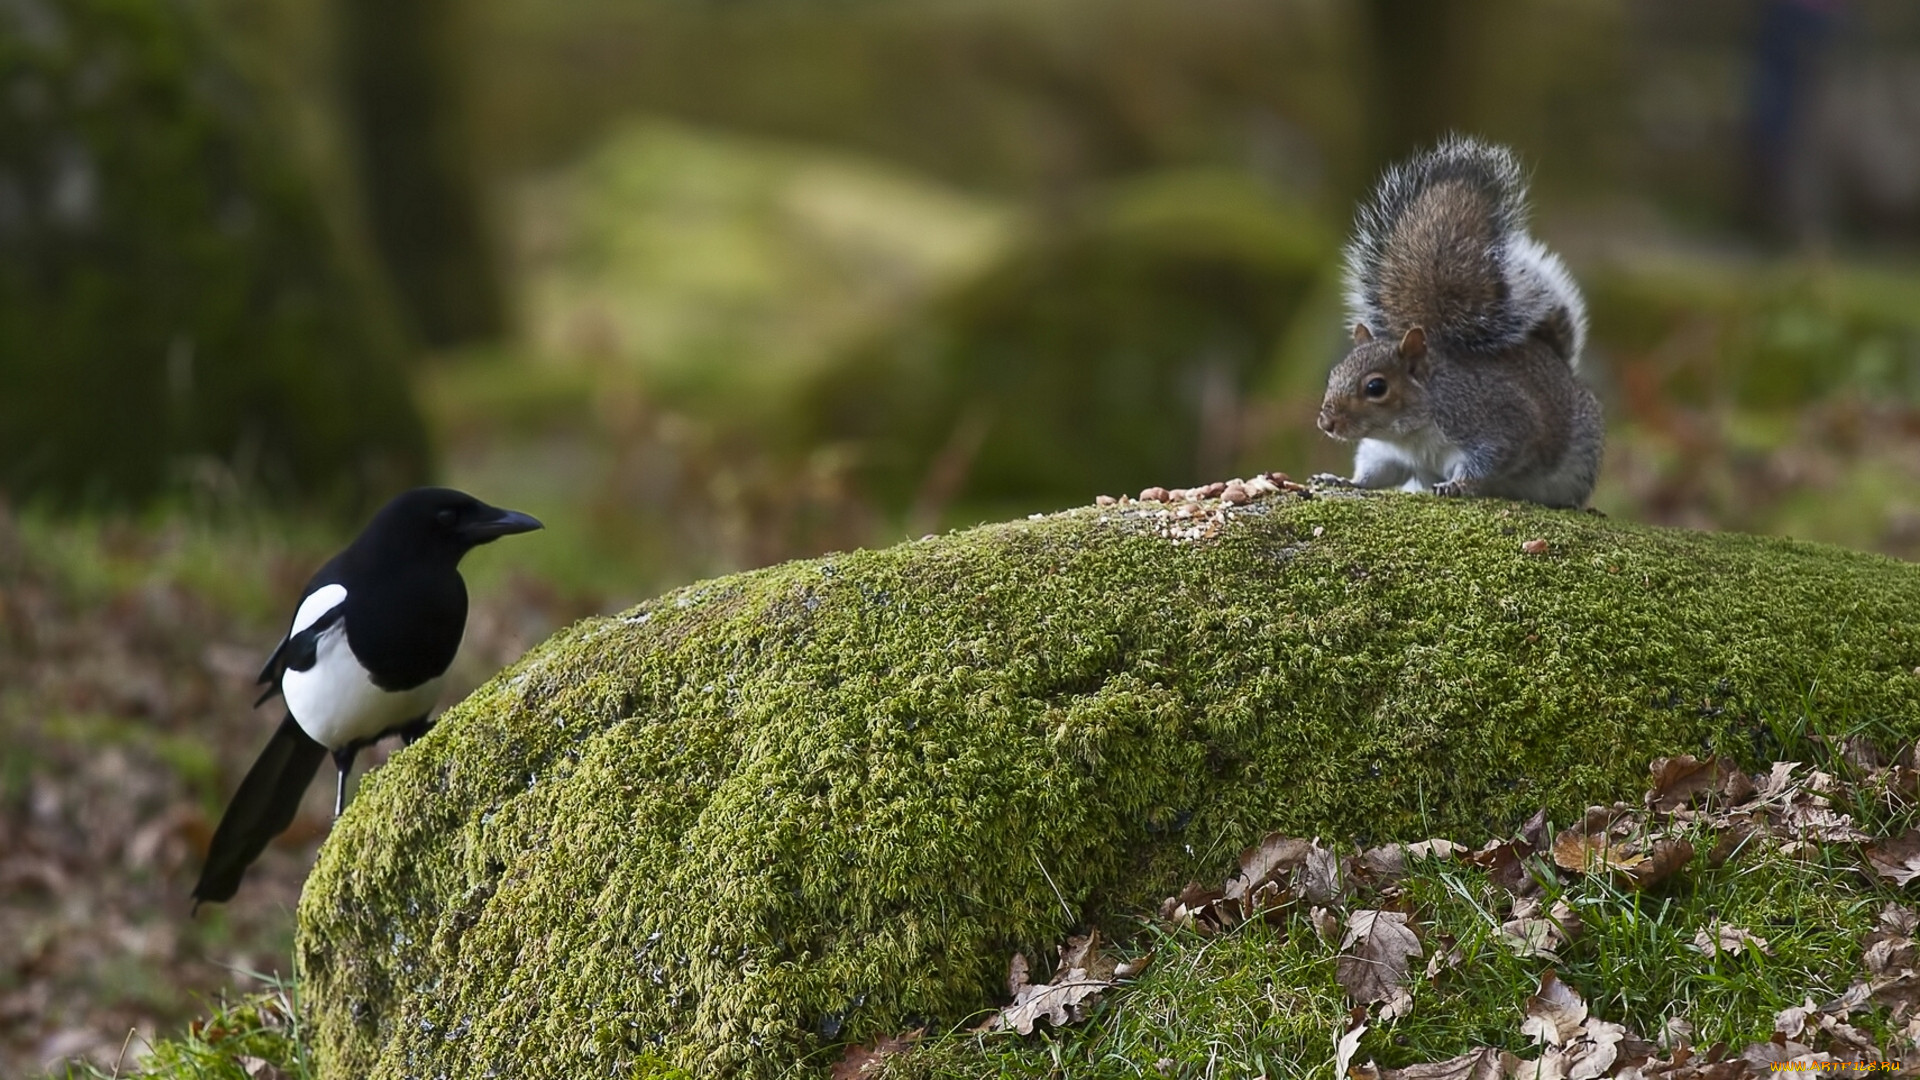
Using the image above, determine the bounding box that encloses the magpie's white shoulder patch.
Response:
[292,583,348,636]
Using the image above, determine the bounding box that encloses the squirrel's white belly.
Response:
[1355,430,1466,490]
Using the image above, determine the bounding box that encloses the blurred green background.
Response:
[8,0,1920,1072]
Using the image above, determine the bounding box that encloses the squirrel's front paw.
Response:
[1310,473,1359,489]
[1432,479,1472,498]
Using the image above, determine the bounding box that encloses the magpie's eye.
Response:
[1364,376,1389,400]
[435,508,458,528]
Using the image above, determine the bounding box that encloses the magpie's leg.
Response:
[331,746,358,819]
[397,714,434,747]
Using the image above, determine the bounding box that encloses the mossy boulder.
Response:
[0,0,426,506]
[296,492,1920,1078]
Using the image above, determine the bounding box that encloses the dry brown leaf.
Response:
[1646,755,1753,812]
[1866,829,1920,885]
[1305,842,1348,906]
[1563,1017,1628,1079]
[1160,882,1238,935]
[1377,1048,1502,1079]
[1500,898,1581,961]
[1521,970,1589,1047]
[1355,839,1466,883]
[1620,839,1694,889]
[993,969,1109,1035]
[1520,807,1551,850]
[1552,831,1637,874]
[1812,1011,1880,1056]
[1738,1035,1832,1067]
[830,1029,924,1079]
[1007,952,1030,997]
[1311,905,1343,948]
[1424,932,1463,980]
[1228,833,1313,900]
[1335,1008,1368,1078]
[1466,838,1536,894]
[1704,822,1757,868]
[986,930,1149,1036]
[1213,834,1336,914]
[1337,910,1422,1011]
[1690,920,1771,958]
[1772,1000,1814,1039]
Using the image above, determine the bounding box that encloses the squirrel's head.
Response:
[1317,324,1432,441]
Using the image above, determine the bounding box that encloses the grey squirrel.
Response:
[1315,137,1603,509]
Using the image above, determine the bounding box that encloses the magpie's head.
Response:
[361,488,543,564]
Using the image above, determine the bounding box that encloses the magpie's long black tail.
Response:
[192,715,326,911]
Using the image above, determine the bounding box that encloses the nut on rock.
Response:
[297,493,1920,1078]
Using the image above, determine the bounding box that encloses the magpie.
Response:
[191,487,542,909]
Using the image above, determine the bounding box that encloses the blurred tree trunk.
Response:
[1358,0,1479,175]
[334,0,504,348]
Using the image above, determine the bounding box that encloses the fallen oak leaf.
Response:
[1619,838,1694,890]
[1737,1034,1831,1068]
[1500,897,1582,961]
[1466,838,1537,895]
[1335,1007,1368,1078]
[1311,905,1343,948]
[1354,839,1466,883]
[1773,1000,1814,1040]
[1705,822,1757,868]
[985,930,1149,1036]
[1337,910,1422,1012]
[1690,920,1772,958]
[992,969,1110,1035]
[1865,829,1920,885]
[1521,970,1589,1047]
[1376,1048,1502,1079]
[1811,1011,1880,1056]
[1646,755,1753,813]
[1424,932,1463,980]
[1304,841,1347,906]
[1160,882,1238,934]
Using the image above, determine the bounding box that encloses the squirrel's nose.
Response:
[1317,411,1335,436]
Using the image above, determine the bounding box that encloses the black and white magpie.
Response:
[191,487,542,909]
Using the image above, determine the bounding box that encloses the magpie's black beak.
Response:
[458,506,543,544]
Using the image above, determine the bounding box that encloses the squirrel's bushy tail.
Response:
[1344,135,1587,366]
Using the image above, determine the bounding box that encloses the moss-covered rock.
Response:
[0,0,427,507]
[297,492,1920,1078]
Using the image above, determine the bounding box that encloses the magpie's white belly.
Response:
[282,622,443,748]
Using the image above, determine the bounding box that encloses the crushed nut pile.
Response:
[1090,473,1313,544]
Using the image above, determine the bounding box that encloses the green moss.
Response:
[297,492,1920,1077]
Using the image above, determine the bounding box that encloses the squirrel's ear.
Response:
[1352,323,1373,345]
[1398,326,1428,361]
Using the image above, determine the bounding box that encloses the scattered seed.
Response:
[1312,526,1325,538]
[1141,486,1170,502]
[1221,484,1249,506]
[1095,495,1116,507]
[1521,539,1550,555]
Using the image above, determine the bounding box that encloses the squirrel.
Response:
[1314,136,1603,509]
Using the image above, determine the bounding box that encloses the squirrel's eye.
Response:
[1364,377,1389,399]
